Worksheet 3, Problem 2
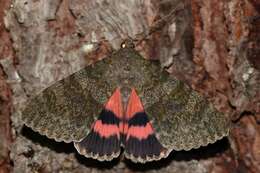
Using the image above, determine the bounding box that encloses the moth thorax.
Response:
[120,87,131,110]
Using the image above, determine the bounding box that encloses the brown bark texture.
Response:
[0,0,259,172]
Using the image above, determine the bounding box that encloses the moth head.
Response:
[121,38,135,49]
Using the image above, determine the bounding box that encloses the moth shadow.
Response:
[21,126,120,168]
[21,126,75,154]
[21,126,230,170]
[125,137,230,171]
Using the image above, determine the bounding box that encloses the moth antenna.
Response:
[135,1,185,47]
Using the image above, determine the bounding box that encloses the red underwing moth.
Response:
[21,41,230,163]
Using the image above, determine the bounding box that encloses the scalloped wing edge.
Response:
[124,148,172,163]
[74,142,121,161]
[171,127,230,151]
[22,119,87,143]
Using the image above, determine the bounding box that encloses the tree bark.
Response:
[0,0,259,172]
[0,0,13,172]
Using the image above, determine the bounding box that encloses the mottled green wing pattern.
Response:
[144,76,230,151]
[22,59,116,143]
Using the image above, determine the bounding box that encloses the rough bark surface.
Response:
[0,0,13,172]
[0,0,259,173]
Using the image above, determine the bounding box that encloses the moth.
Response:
[22,41,230,163]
